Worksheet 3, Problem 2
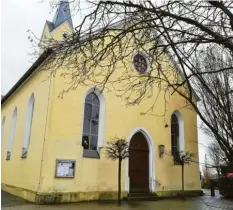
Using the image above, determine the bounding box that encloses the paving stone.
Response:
[2,190,233,210]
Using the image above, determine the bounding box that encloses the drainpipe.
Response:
[36,74,53,195]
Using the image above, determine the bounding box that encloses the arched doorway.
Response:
[129,132,149,193]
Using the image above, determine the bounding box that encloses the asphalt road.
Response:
[1,191,31,208]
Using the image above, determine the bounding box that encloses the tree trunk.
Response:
[182,163,184,196]
[118,158,122,204]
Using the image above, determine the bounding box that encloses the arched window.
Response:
[7,107,17,160]
[1,117,6,141]
[22,94,35,158]
[171,111,185,163]
[82,92,100,152]
[171,114,179,156]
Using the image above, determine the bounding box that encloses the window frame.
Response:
[82,92,100,151]
[6,107,17,160]
[171,114,179,156]
[1,116,6,141]
[22,94,35,158]
[132,52,151,75]
[81,88,105,158]
[171,111,185,165]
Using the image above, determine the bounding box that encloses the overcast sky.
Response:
[1,0,211,171]
[1,0,54,94]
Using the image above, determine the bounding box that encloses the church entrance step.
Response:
[126,192,158,201]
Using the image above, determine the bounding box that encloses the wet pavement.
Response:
[1,190,233,210]
[1,191,31,208]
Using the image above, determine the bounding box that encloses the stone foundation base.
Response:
[156,190,203,197]
[1,183,36,203]
[2,183,127,204]
[35,191,128,204]
[2,183,203,204]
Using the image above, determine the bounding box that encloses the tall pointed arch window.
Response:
[82,92,100,151]
[171,114,179,156]
[81,88,105,158]
[7,107,17,160]
[1,117,6,141]
[22,94,35,158]
[171,111,185,164]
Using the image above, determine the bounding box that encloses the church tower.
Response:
[39,0,73,51]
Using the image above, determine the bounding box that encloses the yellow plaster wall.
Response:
[39,20,73,55]
[50,21,73,41]
[38,66,200,194]
[39,23,53,53]
[1,68,51,194]
[36,27,200,194]
[1,22,201,200]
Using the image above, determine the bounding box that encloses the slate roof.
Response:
[52,0,73,30]
[46,20,55,32]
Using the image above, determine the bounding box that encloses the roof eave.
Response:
[1,49,53,106]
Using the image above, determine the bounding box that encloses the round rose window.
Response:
[133,53,148,74]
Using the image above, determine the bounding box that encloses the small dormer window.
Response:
[62,32,68,40]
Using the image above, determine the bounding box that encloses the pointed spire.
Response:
[52,0,73,30]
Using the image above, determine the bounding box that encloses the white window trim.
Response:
[171,110,185,152]
[22,94,35,153]
[81,87,105,150]
[1,117,6,141]
[7,107,17,153]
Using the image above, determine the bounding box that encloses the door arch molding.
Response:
[125,127,156,192]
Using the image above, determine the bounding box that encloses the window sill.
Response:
[83,150,100,159]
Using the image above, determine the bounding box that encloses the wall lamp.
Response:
[159,145,165,158]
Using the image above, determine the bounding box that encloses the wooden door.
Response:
[129,132,149,193]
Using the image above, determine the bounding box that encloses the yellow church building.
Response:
[1,0,201,204]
